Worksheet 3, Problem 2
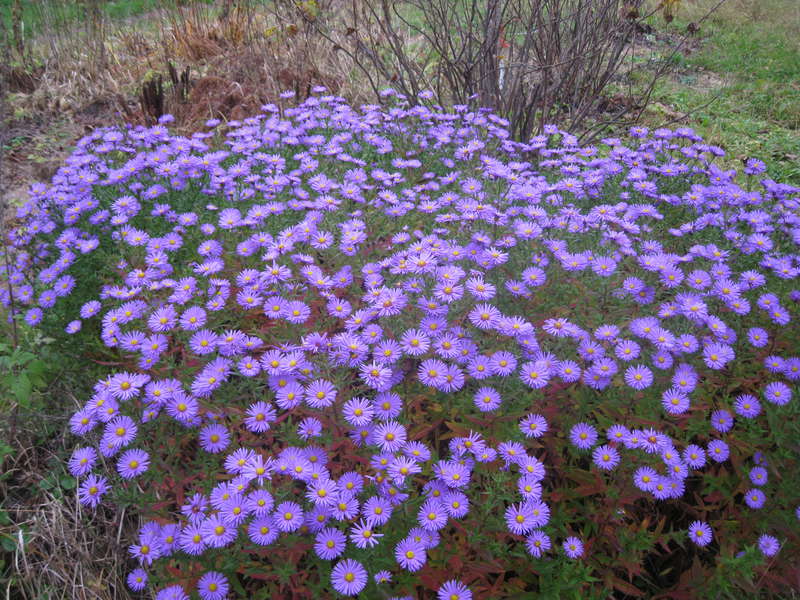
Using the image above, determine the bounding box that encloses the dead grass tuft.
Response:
[1,403,137,600]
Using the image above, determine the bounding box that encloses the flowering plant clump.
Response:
[2,89,799,597]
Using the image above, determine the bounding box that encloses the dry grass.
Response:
[2,402,138,600]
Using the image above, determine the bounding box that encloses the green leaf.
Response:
[11,373,32,407]
[1,535,17,552]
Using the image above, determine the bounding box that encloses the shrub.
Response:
[2,90,799,598]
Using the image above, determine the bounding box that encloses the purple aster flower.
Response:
[707,414,732,444]
[417,498,448,531]
[331,559,367,596]
[519,413,548,438]
[744,488,767,509]
[569,422,598,450]
[248,516,279,546]
[505,501,538,535]
[197,572,228,600]
[200,514,237,548]
[758,534,780,557]
[708,440,730,463]
[563,536,584,559]
[624,364,653,390]
[305,379,337,408]
[77,474,109,508]
[682,442,708,473]
[349,518,383,549]
[592,445,620,471]
[373,421,407,452]
[155,585,189,600]
[688,521,712,547]
[68,446,98,477]
[744,465,768,488]
[314,526,346,560]
[763,381,791,406]
[274,501,304,532]
[474,386,502,412]
[395,537,426,571]
[374,570,392,585]
[526,530,552,558]
[244,401,276,433]
[437,580,472,600]
[117,448,150,479]
[199,424,230,453]
[127,568,148,591]
[633,466,658,492]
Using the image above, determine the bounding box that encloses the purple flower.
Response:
[526,530,551,558]
[624,365,653,389]
[314,526,346,560]
[758,534,780,557]
[69,447,98,477]
[749,466,768,486]
[592,445,620,470]
[569,422,598,450]
[708,440,730,463]
[744,488,767,509]
[331,559,367,596]
[77,474,109,508]
[197,572,228,600]
[127,568,148,591]
[248,516,279,546]
[349,518,383,549]
[437,580,472,600]
[200,514,237,548]
[199,424,230,453]
[763,381,791,406]
[519,413,548,438]
[688,521,712,547]
[395,537,426,571]
[474,386,502,412]
[563,536,584,559]
[117,448,150,479]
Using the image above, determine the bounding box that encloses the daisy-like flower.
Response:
[395,538,427,571]
[127,568,148,591]
[305,379,337,408]
[373,421,407,452]
[374,570,392,584]
[314,527,346,560]
[569,422,598,450]
[417,498,448,531]
[69,447,98,477]
[197,571,228,600]
[272,502,303,532]
[749,466,768,486]
[758,534,780,557]
[117,448,150,479]
[707,440,730,463]
[526,530,551,558]
[688,521,713,547]
[519,413,548,438]
[437,579,472,600]
[624,364,653,390]
[349,518,383,549]
[244,401,276,433]
[744,488,767,509]
[248,516,279,546]
[331,559,367,596]
[563,536,584,559]
[763,381,791,406]
[474,386,502,412]
[505,501,537,535]
[592,445,620,471]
